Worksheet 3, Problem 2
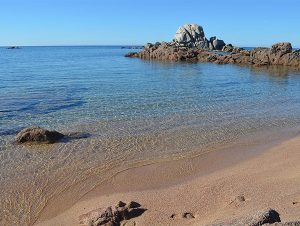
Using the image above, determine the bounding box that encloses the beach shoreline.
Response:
[34,130,300,226]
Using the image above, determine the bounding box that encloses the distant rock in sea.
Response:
[121,46,143,50]
[125,23,300,68]
[7,46,21,49]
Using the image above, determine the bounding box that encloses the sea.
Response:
[0,46,300,225]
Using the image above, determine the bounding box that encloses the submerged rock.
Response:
[15,127,64,144]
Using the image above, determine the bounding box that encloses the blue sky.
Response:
[1,0,299,47]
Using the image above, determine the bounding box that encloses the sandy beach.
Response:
[34,134,300,226]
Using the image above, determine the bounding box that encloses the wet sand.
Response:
[34,134,300,226]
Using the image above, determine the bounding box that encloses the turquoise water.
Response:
[1,46,300,137]
[1,46,300,225]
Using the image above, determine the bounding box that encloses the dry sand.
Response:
[35,135,300,226]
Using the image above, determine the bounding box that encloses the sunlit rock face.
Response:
[173,24,209,49]
[173,24,225,50]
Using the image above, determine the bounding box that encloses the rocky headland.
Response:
[126,23,300,68]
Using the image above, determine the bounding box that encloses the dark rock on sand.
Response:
[79,201,146,226]
[265,222,300,226]
[244,208,281,225]
[182,212,195,219]
[210,208,281,226]
[229,195,246,207]
[15,127,64,144]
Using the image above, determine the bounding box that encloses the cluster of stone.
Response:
[125,24,300,69]
[79,201,146,226]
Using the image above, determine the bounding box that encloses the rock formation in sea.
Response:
[125,23,300,68]
[15,127,64,144]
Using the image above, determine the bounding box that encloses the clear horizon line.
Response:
[1,44,299,48]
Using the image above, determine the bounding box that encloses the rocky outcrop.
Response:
[125,23,300,68]
[250,42,300,67]
[79,201,146,226]
[15,127,64,144]
[126,41,300,68]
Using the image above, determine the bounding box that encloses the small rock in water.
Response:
[15,127,64,144]
[125,52,138,58]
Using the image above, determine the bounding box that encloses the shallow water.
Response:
[0,46,300,225]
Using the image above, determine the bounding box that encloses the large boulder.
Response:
[212,39,226,50]
[15,127,64,144]
[270,42,292,56]
[269,42,293,63]
[250,47,270,65]
[250,42,296,66]
[222,44,234,52]
[209,37,225,50]
[174,24,205,43]
[173,24,209,49]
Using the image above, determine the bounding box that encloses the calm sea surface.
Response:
[0,46,300,224]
